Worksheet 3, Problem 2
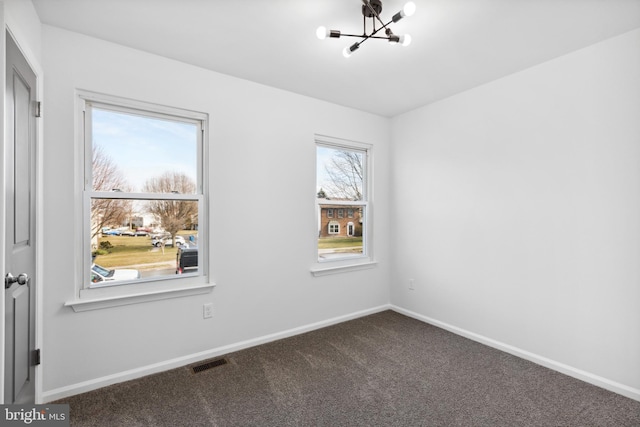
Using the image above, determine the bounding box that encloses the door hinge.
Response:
[32,349,41,366]
[35,101,42,118]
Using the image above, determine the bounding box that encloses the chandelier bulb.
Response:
[343,43,360,58]
[392,1,417,22]
[400,34,412,46]
[316,26,329,40]
[403,2,416,17]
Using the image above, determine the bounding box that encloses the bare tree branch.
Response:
[90,146,131,239]
[143,172,198,243]
[323,150,363,200]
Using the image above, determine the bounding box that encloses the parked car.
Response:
[134,230,149,236]
[121,230,135,236]
[176,247,198,274]
[102,229,122,236]
[150,233,170,240]
[91,263,140,285]
[152,236,186,247]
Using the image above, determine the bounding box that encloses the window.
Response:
[315,135,373,273]
[74,91,210,307]
[328,221,340,234]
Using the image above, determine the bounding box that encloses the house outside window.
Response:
[319,205,362,238]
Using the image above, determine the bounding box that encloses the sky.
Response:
[92,108,198,193]
[316,145,334,194]
[316,145,364,199]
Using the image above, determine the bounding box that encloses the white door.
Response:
[4,31,38,404]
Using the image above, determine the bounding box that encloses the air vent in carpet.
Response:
[190,358,229,374]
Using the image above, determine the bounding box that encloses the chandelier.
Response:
[317,0,416,58]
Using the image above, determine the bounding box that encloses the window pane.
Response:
[90,198,198,285]
[91,108,198,194]
[316,146,364,201]
[317,204,364,260]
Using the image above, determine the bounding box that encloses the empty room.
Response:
[1,0,639,425]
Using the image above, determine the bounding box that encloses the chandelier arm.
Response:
[351,26,388,49]
[361,0,392,34]
[367,21,391,39]
[341,21,393,39]
[353,35,369,51]
[340,34,393,40]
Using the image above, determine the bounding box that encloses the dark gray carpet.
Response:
[56,310,640,426]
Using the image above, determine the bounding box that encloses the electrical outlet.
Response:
[203,303,213,319]
[409,279,415,290]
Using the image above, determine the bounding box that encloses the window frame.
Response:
[66,90,213,311]
[312,134,376,276]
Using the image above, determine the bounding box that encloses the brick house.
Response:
[318,202,363,238]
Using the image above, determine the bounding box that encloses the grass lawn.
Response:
[96,233,354,267]
[318,236,363,250]
[94,235,179,268]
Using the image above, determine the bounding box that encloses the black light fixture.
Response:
[317,0,416,58]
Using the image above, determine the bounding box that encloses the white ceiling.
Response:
[32,0,640,117]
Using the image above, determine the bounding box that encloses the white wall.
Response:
[391,28,640,399]
[40,25,391,399]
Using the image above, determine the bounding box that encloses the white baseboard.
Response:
[41,304,392,403]
[390,305,640,402]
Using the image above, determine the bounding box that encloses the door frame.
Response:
[1,17,44,404]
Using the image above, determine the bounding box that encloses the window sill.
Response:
[310,260,377,276]
[65,282,215,312]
